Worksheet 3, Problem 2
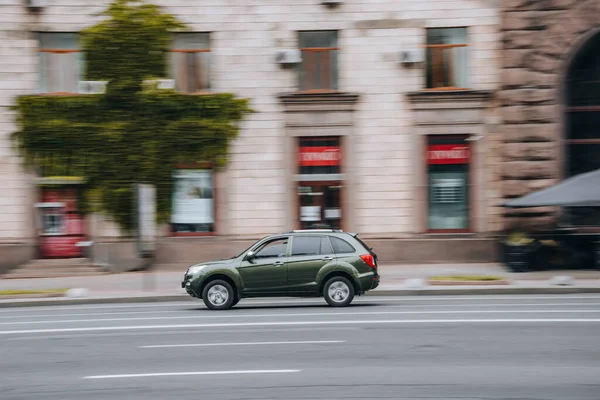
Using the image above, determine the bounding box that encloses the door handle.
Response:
[322,256,333,261]
[273,261,285,266]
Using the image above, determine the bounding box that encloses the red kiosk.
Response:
[34,178,88,259]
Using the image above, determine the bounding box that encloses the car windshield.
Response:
[230,240,260,259]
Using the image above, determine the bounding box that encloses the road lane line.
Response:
[138,340,345,348]
[4,319,600,335]
[3,295,600,313]
[5,327,356,341]
[2,302,599,320]
[82,369,301,380]
[5,309,600,326]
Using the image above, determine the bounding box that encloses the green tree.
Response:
[12,0,252,232]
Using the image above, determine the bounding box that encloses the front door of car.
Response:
[287,235,336,295]
[238,237,289,295]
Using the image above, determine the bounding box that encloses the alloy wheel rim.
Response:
[207,284,229,305]
[328,281,350,302]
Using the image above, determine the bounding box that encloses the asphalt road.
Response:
[1,294,600,400]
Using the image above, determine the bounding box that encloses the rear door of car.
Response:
[286,235,336,295]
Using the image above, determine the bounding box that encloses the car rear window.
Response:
[330,236,355,254]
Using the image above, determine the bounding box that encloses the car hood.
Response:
[191,258,237,268]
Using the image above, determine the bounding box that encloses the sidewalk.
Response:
[1,263,600,307]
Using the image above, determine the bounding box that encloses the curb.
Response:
[2,287,600,308]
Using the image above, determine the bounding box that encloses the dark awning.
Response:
[503,169,600,208]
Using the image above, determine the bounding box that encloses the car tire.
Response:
[231,294,240,307]
[202,279,235,310]
[323,276,355,307]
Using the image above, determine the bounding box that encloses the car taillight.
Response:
[360,254,376,269]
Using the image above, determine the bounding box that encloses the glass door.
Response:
[298,182,342,229]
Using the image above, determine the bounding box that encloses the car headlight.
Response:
[187,265,207,275]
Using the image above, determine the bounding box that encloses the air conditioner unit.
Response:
[142,79,176,90]
[78,81,107,94]
[26,0,46,8]
[275,49,302,65]
[155,79,175,90]
[400,49,425,64]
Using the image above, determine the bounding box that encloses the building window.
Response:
[425,28,468,90]
[297,136,343,230]
[565,31,600,226]
[298,31,339,91]
[170,169,215,234]
[426,136,471,232]
[38,32,83,94]
[170,33,211,93]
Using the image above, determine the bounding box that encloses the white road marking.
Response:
[3,318,600,335]
[0,301,195,313]
[82,369,301,380]
[4,309,600,326]
[138,340,345,349]
[1,302,599,320]
[5,327,356,341]
[2,294,600,313]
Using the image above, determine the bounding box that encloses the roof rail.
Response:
[282,229,344,234]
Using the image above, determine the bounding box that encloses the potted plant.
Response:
[502,230,536,272]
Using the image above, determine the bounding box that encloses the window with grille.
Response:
[431,180,464,204]
[170,33,211,93]
[298,31,339,91]
[38,32,83,94]
[425,28,469,90]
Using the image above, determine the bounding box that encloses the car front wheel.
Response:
[202,280,235,310]
[323,276,355,307]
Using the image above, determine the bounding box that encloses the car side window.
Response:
[330,236,355,254]
[291,236,335,256]
[320,236,334,255]
[254,238,288,259]
[291,236,321,256]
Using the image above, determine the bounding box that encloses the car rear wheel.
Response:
[323,276,355,307]
[202,280,235,310]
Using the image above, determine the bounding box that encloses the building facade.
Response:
[0,0,502,271]
[501,0,600,231]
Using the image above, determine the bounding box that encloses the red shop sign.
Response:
[298,146,342,167]
[427,144,470,165]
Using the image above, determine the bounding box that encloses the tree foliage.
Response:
[11,0,252,233]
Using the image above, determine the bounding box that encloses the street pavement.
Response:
[1,294,600,399]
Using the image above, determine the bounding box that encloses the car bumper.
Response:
[371,273,380,290]
[358,271,380,292]
[181,275,201,298]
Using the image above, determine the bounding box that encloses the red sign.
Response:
[427,144,470,165]
[299,146,342,167]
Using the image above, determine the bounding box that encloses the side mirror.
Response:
[245,251,256,261]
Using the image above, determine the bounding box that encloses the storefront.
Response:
[297,137,343,229]
[426,135,471,232]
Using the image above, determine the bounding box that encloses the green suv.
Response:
[181,229,380,310]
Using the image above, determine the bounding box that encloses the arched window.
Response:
[565,32,600,226]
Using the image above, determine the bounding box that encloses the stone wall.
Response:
[501,0,600,231]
